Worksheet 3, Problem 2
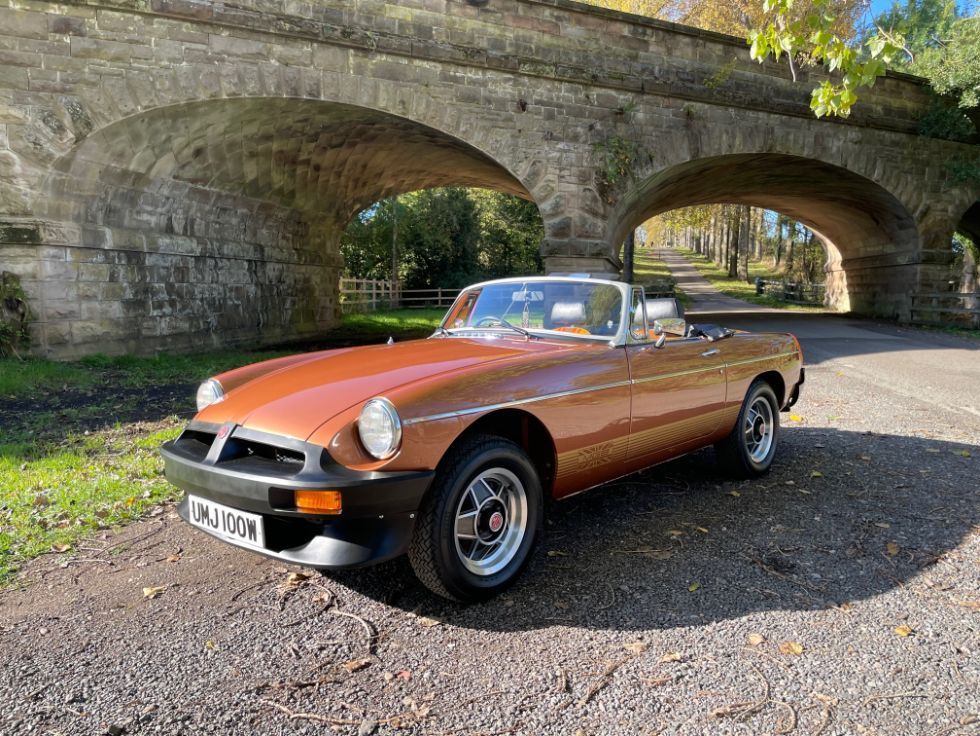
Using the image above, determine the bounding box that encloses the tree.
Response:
[340,188,543,288]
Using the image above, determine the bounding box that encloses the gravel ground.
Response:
[1,319,978,736]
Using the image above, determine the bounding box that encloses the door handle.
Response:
[701,349,720,357]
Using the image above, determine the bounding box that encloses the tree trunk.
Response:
[738,206,750,281]
[623,229,635,284]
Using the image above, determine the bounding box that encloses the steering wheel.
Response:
[475,316,503,327]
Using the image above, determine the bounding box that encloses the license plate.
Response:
[187,495,265,549]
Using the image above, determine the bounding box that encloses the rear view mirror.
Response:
[653,318,687,337]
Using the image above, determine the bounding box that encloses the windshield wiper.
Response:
[432,326,453,337]
[498,318,533,340]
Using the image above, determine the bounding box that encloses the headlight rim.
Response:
[357,396,402,460]
[196,378,226,412]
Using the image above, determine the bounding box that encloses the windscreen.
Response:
[442,281,624,339]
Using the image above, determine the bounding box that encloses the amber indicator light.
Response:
[294,490,342,514]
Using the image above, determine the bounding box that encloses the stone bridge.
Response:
[1,0,978,357]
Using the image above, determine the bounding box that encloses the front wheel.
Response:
[715,380,780,478]
[408,435,542,602]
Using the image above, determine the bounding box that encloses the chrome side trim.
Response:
[402,380,632,425]
[631,364,721,385]
[402,351,799,426]
[725,351,799,368]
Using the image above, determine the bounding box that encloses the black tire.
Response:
[715,380,780,478]
[408,435,543,602]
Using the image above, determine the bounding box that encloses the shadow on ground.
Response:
[328,426,978,632]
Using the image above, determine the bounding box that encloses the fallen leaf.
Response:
[747,633,766,647]
[727,490,741,497]
[547,550,569,557]
[667,529,685,537]
[642,675,672,687]
[659,652,683,663]
[343,658,372,672]
[886,542,900,557]
[623,641,648,655]
[205,640,216,651]
[894,625,914,637]
[874,522,891,529]
[860,455,871,461]
[778,640,804,656]
[688,582,701,592]
[142,586,166,599]
[51,543,71,553]
[165,553,182,563]
[789,414,803,422]
[396,669,412,681]
[810,470,823,478]
[651,549,674,560]
[695,526,709,534]
[955,449,971,458]
[286,572,310,586]
[417,617,442,628]
[925,448,941,454]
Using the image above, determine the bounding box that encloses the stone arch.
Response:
[609,153,921,315]
[28,97,540,357]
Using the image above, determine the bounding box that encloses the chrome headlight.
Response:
[196,378,225,411]
[357,398,402,460]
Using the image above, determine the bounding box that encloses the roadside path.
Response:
[655,247,782,313]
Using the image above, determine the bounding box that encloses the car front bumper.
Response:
[161,421,433,568]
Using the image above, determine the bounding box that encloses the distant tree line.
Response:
[643,204,826,284]
[341,188,544,289]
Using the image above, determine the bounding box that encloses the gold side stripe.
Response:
[403,351,797,425]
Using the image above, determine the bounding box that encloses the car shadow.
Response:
[326,426,978,631]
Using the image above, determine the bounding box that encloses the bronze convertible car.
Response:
[162,276,804,601]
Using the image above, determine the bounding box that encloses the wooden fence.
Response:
[910,292,980,329]
[340,279,460,313]
[755,279,826,305]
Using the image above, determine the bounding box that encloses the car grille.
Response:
[171,427,306,468]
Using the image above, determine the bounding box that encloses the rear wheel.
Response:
[715,380,779,478]
[409,435,542,602]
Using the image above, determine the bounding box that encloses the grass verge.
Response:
[0,308,444,585]
[676,248,826,312]
[633,250,690,307]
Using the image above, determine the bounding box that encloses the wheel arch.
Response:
[447,409,557,497]
[754,370,787,408]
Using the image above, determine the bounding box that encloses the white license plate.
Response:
[187,495,265,549]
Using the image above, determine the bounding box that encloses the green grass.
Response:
[0,421,184,584]
[338,308,444,337]
[0,309,445,397]
[633,250,690,307]
[0,307,447,585]
[677,247,826,312]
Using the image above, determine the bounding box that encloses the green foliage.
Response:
[910,16,980,111]
[0,272,31,359]
[594,135,641,201]
[917,98,977,141]
[945,156,980,187]
[341,188,543,288]
[748,0,902,118]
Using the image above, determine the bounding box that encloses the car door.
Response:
[625,289,728,463]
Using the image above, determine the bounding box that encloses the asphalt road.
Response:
[1,312,978,736]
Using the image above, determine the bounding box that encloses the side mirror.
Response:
[653,318,687,337]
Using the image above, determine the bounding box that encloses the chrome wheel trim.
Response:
[453,467,528,577]
[744,395,775,463]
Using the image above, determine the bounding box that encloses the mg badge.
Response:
[488,511,504,533]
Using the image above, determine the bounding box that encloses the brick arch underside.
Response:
[613,154,920,314]
[32,98,531,357]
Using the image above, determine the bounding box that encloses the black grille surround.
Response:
[160,420,435,568]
